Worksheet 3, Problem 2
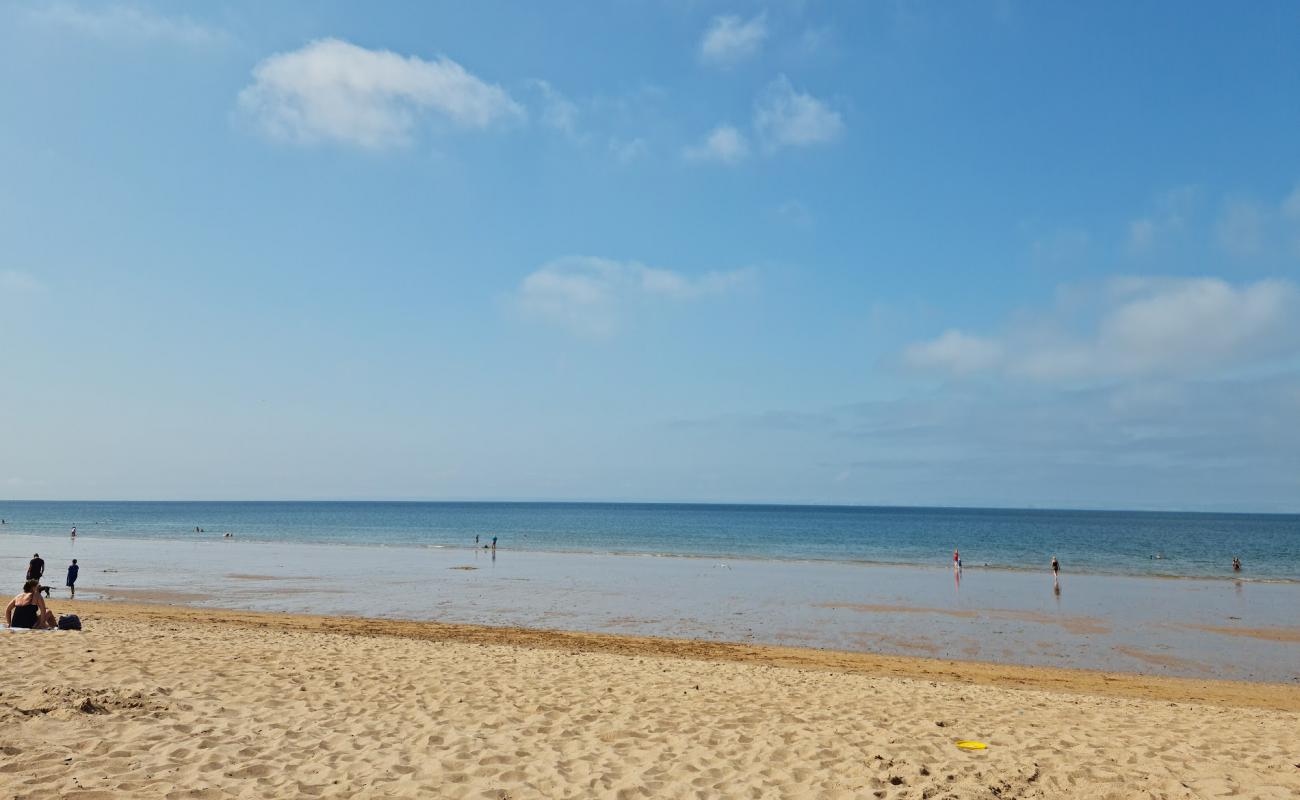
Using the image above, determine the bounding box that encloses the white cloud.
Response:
[903,330,1004,375]
[699,13,768,66]
[26,2,227,46]
[753,75,843,151]
[903,277,1300,382]
[238,39,524,149]
[513,256,752,336]
[684,124,749,165]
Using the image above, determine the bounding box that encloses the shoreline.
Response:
[61,599,1300,712]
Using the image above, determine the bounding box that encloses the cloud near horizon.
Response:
[513,256,753,336]
[903,277,1300,382]
[238,39,524,149]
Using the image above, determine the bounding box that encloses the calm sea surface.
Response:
[2,501,1297,581]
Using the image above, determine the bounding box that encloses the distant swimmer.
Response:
[1232,556,1242,572]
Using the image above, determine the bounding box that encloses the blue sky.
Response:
[2,1,1299,510]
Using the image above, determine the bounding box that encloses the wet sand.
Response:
[5,532,1296,682]
[1,600,1297,799]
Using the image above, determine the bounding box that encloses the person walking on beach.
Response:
[26,553,44,582]
[1051,555,1060,587]
[66,559,79,598]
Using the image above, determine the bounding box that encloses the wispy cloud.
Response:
[513,256,753,336]
[903,277,1300,382]
[531,79,580,138]
[903,330,1004,375]
[753,75,843,151]
[0,270,44,293]
[238,39,524,149]
[1215,199,1268,259]
[26,3,227,47]
[699,12,768,66]
[608,137,649,164]
[774,200,813,227]
[684,124,749,165]
[1125,186,1198,255]
[1028,227,1090,269]
[1211,184,1300,261]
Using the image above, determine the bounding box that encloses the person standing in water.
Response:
[491,536,498,550]
[70,526,76,538]
[953,547,961,571]
[66,559,79,598]
[1051,555,1060,587]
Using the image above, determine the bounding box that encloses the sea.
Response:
[2,500,1297,581]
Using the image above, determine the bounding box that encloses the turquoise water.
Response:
[2,501,1297,581]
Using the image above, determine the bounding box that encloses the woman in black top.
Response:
[5,580,56,629]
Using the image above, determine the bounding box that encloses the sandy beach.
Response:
[2,601,1297,799]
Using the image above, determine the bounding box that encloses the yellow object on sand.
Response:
[955,740,987,751]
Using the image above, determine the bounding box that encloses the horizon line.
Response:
[2,498,1297,517]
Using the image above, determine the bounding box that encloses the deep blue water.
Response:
[1,501,1297,581]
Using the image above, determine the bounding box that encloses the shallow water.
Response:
[2,501,1298,580]
[6,533,1297,684]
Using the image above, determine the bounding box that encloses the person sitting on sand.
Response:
[5,580,57,629]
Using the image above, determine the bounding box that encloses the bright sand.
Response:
[2,602,1298,799]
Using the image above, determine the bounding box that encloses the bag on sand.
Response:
[56,614,81,631]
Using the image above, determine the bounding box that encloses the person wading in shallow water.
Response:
[66,560,80,598]
[26,553,44,582]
